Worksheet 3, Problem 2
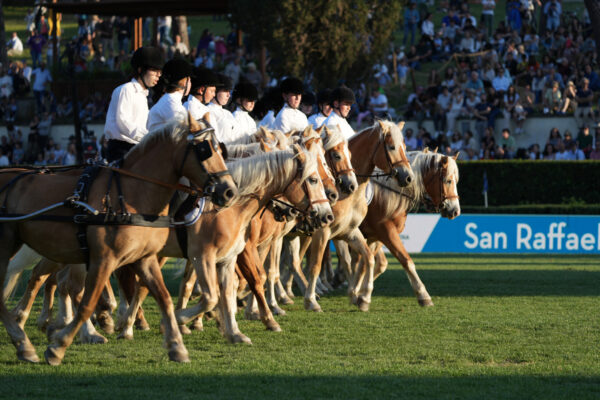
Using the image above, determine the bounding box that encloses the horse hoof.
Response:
[228,333,252,345]
[277,296,294,306]
[179,325,192,335]
[270,305,286,316]
[168,347,190,363]
[81,333,108,345]
[190,320,204,332]
[303,298,323,312]
[285,290,295,299]
[244,311,260,321]
[17,345,40,363]
[135,318,150,331]
[264,319,282,332]
[117,330,134,340]
[44,346,64,366]
[96,312,115,335]
[36,316,50,333]
[357,298,370,312]
[418,298,434,307]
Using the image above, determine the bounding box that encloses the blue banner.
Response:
[403,214,600,254]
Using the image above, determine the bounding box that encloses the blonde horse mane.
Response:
[351,120,405,147]
[227,142,263,158]
[126,119,190,158]
[321,125,345,151]
[226,148,318,198]
[372,151,459,218]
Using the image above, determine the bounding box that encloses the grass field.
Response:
[0,254,598,399]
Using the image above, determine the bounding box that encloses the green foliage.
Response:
[457,160,600,207]
[230,0,401,87]
[1,255,599,399]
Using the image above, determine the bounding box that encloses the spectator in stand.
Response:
[403,2,420,46]
[445,88,464,134]
[465,71,484,95]
[6,32,24,57]
[583,64,600,91]
[463,89,480,120]
[554,141,572,160]
[404,128,418,151]
[543,0,562,32]
[63,143,77,165]
[11,142,24,164]
[369,87,389,119]
[37,112,53,150]
[157,16,172,45]
[116,17,131,53]
[459,30,476,53]
[0,148,9,166]
[243,62,262,93]
[558,80,576,115]
[547,127,562,149]
[27,30,46,69]
[590,144,600,160]
[498,128,516,158]
[577,125,593,158]
[224,57,242,86]
[171,34,189,57]
[56,96,73,118]
[434,86,451,134]
[481,0,495,39]
[0,67,13,100]
[421,13,435,42]
[31,61,52,113]
[543,81,562,114]
[449,131,463,153]
[574,77,595,128]
[528,143,542,159]
[562,130,575,148]
[492,66,511,94]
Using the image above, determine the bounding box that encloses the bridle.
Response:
[355,133,409,180]
[423,160,459,212]
[177,118,232,196]
[324,145,355,185]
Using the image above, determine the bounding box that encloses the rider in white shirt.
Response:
[147,58,193,132]
[208,74,242,143]
[323,86,356,141]
[104,46,163,161]
[232,82,258,136]
[308,88,332,129]
[272,77,308,133]
[300,91,316,117]
[183,66,220,123]
[258,88,282,129]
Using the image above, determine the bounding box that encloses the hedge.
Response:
[455,161,600,207]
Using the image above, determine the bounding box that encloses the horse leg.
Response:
[304,228,330,312]
[379,227,433,306]
[176,253,219,327]
[115,265,150,331]
[11,257,61,330]
[320,244,335,292]
[132,256,189,362]
[117,281,150,340]
[3,245,42,302]
[275,238,294,304]
[345,228,375,312]
[290,236,310,295]
[44,258,116,366]
[95,282,117,335]
[0,239,39,363]
[266,238,286,316]
[372,243,387,280]
[238,244,280,332]
[217,259,252,344]
[65,264,108,345]
[37,272,57,332]
[333,240,352,289]
[174,260,196,334]
[49,267,73,333]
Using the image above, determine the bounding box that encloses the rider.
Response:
[147,57,194,132]
[300,90,316,116]
[232,81,258,136]
[257,87,282,129]
[308,88,332,129]
[104,46,163,162]
[272,77,308,133]
[208,73,241,142]
[183,66,221,122]
[323,85,356,140]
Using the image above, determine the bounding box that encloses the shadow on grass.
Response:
[0,373,598,400]
[375,269,600,297]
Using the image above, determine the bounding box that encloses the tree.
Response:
[0,0,7,69]
[230,0,401,88]
[585,0,600,56]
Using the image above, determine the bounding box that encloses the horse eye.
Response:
[389,145,396,150]
[309,177,318,184]
[333,153,342,161]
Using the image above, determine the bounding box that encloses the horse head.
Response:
[298,126,339,205]
[284,144,334,229]
[375,120,414,188]
[321,125,358,195]
[423,154,460,220]
[183,112,238,207]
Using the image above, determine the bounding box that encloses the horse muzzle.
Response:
[205,181,238,207]
[326,188,339,205]
[393,165,414,188]
[308,204,334,228]
[337,175,357,195]
[441,200,461,220]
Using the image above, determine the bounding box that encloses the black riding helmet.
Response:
[232,82,259,102]
[191,66,221,91]
[330,86,356,106]
[131,46,164,72]
[162,58,193,86]
[280,77,303,95]
[316,88,332,106]
[301,91,316,106]
[216,73,233,93]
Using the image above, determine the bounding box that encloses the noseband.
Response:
[423,162,459,212]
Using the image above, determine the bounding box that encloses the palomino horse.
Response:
[119,144,333,344]
[346,150,460,305]
[303,121,414,312]
[0,115,237,364]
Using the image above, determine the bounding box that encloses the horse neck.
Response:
[120,140,179,213]
[348,128,380,183]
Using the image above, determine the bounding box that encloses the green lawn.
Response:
[0,254,598,399]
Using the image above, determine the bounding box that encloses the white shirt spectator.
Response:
[370,93,388,113]
[492,74,512,92]
[233,107,257,136]
[323,110,354,141]
[23,65,32,82]
[0,153,9,166]
[482,0,495,15]
[421,20,434,38]
[32,67,52,91]
[555,149,573,161]
[437,91,451,110]
[0,74,13,98]
[272,103,309,133]
[405,135,418,150]
[308,112,328,129]
[6,35,23,54]
[147,91,187,132]
[208,102,242,143]
[259,110,276,129]
[105,79,150,144]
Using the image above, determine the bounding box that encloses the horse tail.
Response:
[3,245,42,301]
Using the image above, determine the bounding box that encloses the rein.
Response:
[353,133,407,179]
[422,162,459,212]
[371,179,415,201]
[105,166,202,197]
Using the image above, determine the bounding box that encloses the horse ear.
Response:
[423,147,429,153]
[304,137,317,149]
[293,143,306,162]
[378,120,386,131]
[302,126,312,137]
[202,112,211,124]
[315,125,324,134]
[259,137,269,152]
[284,130,294,138]
[189,111,201,133]
[453,152,460,160]
[433,147,439,154]
[397,121,405,131]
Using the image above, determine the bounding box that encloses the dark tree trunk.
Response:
[172,16,189,50]
[538,0,548,36]
[0,0,7,69]
[585,0,600,56]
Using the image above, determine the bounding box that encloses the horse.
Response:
[0,114,237,364]
[119,144,333,344]
[339,150,460,306]
[303,121,414,312]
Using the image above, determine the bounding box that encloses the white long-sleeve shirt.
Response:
[208,102,242,143]
[323,110,354,141]
[147,91,187,132]
[184,95,211,122]
[104,79,150,144]
[233,107,257,136]
[308,112,328,129]
[259,110,275,129]
[272,103,308,133]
